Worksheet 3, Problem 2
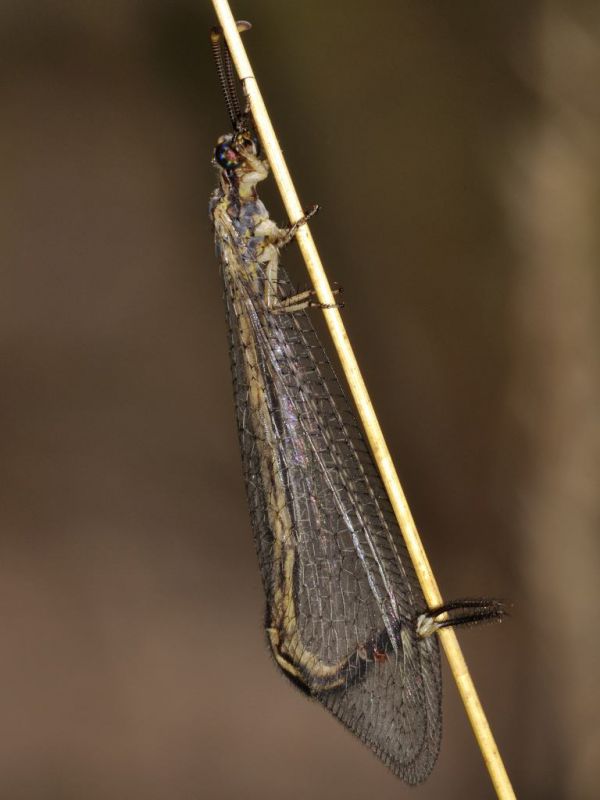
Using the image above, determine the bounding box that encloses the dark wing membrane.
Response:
[221,248,442,784]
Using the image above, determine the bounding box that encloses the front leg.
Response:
[254,204,320,250]
[277,204,320,247]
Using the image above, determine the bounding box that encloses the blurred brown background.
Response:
[2,1,599,798]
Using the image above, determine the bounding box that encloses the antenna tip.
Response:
[211,20,252,43]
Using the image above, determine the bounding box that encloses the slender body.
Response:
[209,23,504,785]
[211,131,442,783]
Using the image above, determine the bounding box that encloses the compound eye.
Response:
[215,140,240,170]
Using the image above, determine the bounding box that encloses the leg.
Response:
[278,204,320,248]
[255,206,319,249]
[271,286,343,314]
[259,205,342,313]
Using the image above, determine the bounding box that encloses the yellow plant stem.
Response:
[210,2,516,797]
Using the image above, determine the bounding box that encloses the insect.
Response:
[209,22,506,785]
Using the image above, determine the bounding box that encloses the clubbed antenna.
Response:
[210,20,252,130]
[417,598,509,638]
[223,37,241,122]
